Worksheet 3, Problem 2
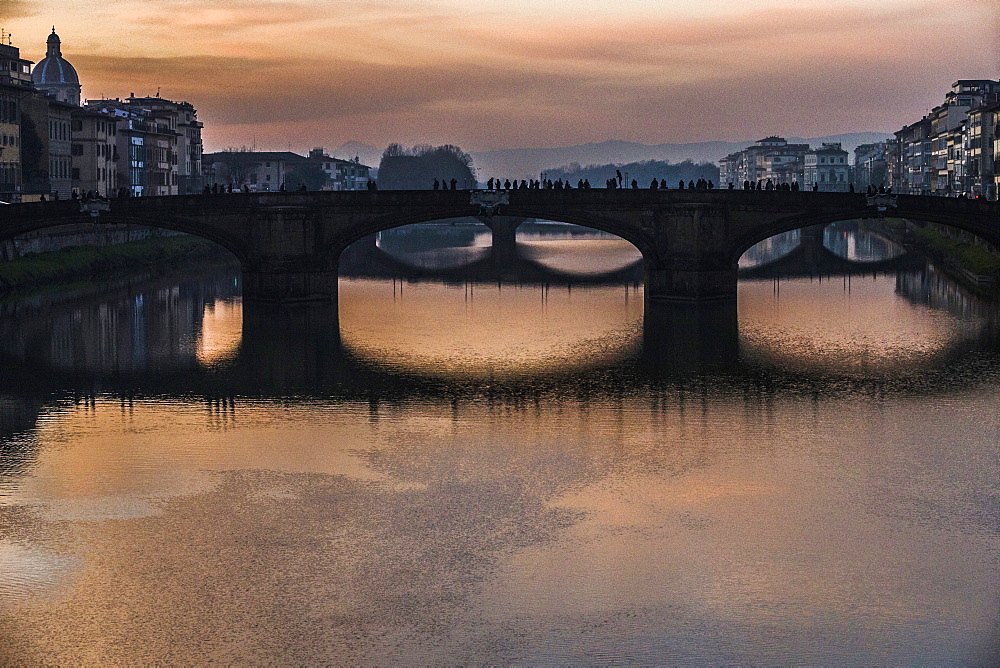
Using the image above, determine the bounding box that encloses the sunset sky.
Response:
[2,0,997,153]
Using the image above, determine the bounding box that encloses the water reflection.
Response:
[738,229,799,268]
[376,220,491,270]
[339,278,643,379]
[0,226,994,387]
[0,269,240,375]
[824,220,906,262]
[0,224,997,664]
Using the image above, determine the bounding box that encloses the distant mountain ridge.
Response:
[338,133,893,179]
[470,133,893,179]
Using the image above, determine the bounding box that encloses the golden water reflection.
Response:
[339,278,643,377]
[517,236,642,275]
[196,298,243,366]
[0,387,996,663]
[737,274,982,374]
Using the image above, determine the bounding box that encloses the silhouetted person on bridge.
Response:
[678,180,685,190]
[616,170,623,187]
[660,179,667,189]
[812,183,819,192]
[433,178,440,190]
[650,178,658,189]
[631,179,638,189]
[450,178,458,190]
[849,183,855,193]
[203,185,211,194]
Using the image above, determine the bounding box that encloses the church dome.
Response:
[32,29,80,86]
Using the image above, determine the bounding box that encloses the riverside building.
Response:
[804,143,850,192]
[891,80,1000,196]
[719,136,809,187]
[0,40,34,201]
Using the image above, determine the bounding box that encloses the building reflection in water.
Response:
[823,220,905,262]
[0,225,998,664]
[0,270,241,375]
[0,224,995,385]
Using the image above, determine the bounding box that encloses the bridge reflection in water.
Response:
[0,221,997,391]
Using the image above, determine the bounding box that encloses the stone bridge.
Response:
[0,190,996,303]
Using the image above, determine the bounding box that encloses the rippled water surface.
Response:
[0,223,997,664]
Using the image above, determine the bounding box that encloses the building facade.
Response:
[719,136,809,187]
[804,143,850,191]
[71,107,117,196]
[0,42,34,201]
[891,80,1000,196]
[853,142,889,190]
[966,100,999,199]
[309,148,371,190]
[86,98,185,196]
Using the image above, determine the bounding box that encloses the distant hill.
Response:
[470,133,892,180]
[334,141,382,167]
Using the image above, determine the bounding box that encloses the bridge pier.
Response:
[644,266,738,302]
[642,300,738,373]
[241,303,344,388]
[242,266,339,303]
[486,216,522,268]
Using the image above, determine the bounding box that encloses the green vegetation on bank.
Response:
[0,235,238,289]
[876,218,1000,284]
[911,226,1000,278]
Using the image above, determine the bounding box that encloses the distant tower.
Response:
[31,28,81,105]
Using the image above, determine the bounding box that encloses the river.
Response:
[0,221,997,663]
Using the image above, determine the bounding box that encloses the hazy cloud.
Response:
[8,0,997,151]
[0,1,36,21]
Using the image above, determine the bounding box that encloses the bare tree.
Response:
[218,146,260,187]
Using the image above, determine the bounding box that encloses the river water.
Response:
[0,221,997,664]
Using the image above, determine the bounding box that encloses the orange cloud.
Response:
[7,0,998,152]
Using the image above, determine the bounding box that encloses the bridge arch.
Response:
[0,208,251,264]
[329,205,651,262]
[729,205,1000,266]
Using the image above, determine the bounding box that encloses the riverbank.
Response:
[874,218,1000,291]
[0,235,238,294]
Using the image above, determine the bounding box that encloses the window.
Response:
[71,144,84,156]
[820,157,826,164]
[72,168,80,180]
[72,120,83,132]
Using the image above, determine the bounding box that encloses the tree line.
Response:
[377,144,476,190]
